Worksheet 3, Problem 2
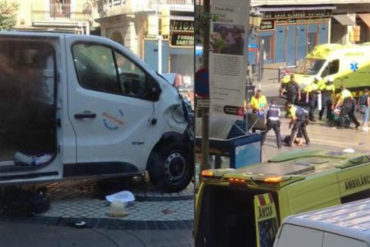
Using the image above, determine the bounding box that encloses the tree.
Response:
[0,0,19,30]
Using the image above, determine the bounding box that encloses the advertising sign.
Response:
[209,0,249,119]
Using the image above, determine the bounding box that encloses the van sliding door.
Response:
[0,35,62,183]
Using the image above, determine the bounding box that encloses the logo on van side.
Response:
[258,205,273,220]
[102,110,124,130]
[350,62,359,72]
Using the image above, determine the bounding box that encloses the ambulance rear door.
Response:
[254,192,280,247]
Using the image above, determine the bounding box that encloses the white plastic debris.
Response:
[105,190,135,203]
[106,200,129,217]
[14,152,52,166]
[343,148,355,153]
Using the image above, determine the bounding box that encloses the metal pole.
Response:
[201,0,210,172]
[258,39,264,89]
[158,35,162,74]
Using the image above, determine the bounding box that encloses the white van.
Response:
[0,32,193,192]
[273,198,370,247]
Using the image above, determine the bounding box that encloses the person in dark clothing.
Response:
[262,100,282,148]
[318,77,335,121]
[285,101,310,147]
[303,77,319,122]
[334,86,360,129]
[281,74,301,104]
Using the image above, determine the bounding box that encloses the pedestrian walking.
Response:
[280,74,301,104]
[318,77,335,121]
[303,77,319,122]
[285,101,310,147]
[334,86,360,129]
[261,99,282,148]
[358,89,369,132]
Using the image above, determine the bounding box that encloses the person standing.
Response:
[303,78,319,122]
[334,86,360,129]
[285,101,310,147]
[262,100,282,148]
[250,89,267,120]
[358,89,369,132]
[318,77,335,121]
[280,74,301,104]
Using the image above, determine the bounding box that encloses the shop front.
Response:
[248,6,334,66]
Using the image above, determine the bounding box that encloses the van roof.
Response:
[204,150,370,186]
[283,198,370,242]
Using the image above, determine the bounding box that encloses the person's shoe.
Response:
[319,116,322,120]
[363,126,369,132]
[355,124,360,129]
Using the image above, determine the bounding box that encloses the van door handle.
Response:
[74,111,96,119]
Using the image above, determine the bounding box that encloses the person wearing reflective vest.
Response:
[285,101,310,147]
[318,77,335,121]
[262,100,282,148]
[334,85,360,129]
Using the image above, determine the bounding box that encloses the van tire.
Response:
[148,142,193,192]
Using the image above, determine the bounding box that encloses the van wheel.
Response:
[148,143,193,192]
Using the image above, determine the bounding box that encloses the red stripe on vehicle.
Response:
[258,195,266,206]
[268,193,274,204]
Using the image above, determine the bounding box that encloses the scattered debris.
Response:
[106,200,129,218]
[343,148,355,153]
[106,190,135,203]
[162,209,175,215]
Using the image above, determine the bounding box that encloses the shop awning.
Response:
[358,14,370,28]
[333,14,355,25]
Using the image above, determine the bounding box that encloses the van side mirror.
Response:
[147,77,161,101]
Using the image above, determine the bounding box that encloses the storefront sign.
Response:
[170,20,194,32]
[260,20,274,30]
[263,9,331,19]
[170,33,194,47]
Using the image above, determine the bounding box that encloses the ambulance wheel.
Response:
[148,143,193,192]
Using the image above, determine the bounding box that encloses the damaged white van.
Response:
[0,32,193,192]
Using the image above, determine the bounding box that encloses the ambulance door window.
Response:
[322,59,339,77]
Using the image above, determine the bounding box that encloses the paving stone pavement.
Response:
[2,179,194,230]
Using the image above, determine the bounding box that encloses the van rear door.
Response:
[254,193,279,247]
[0,34,62,183]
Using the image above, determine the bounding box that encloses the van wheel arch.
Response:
[147,132,194,192]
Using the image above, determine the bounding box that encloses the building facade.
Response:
[96,0,194,84]
[249,0,370,65]
[13,0,100,34]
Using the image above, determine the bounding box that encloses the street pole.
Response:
[201,0,210,171]
[158,35,162,74]
[258,39,264,90]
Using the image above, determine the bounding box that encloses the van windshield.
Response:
[195,184,278,247]
[295,58,325,75]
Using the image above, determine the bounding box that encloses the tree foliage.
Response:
[0,0,19,30]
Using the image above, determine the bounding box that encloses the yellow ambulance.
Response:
[194,149,370,247]
[281,43,370,96]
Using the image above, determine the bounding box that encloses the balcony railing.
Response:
[31,3,91,24]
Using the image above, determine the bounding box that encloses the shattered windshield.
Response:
[295,59,325,75]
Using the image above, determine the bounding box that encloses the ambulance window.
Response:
[72,44,120,94]
[323,232,366,247]
[322,59,339,77]
[276,224,323,247]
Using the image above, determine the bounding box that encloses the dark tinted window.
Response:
[72,44,120,94]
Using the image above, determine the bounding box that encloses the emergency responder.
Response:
[262,99,282,148]
[303,77,319,122]
[250,89,267,120]
[285,101,310,147]
[318,77,335,121]
[334,85,360,129]
[280,74,301,104]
